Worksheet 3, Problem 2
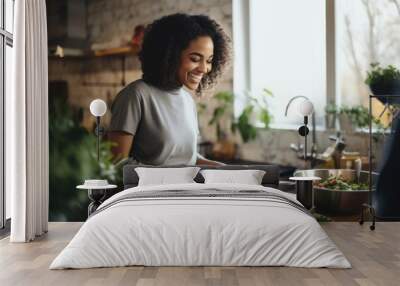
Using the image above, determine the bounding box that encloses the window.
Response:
[335,0,400,107]
[5,0,13,33]
[1,0,14,230]
[234,0,326,129]
[234,0,400,131]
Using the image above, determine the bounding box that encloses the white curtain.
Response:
[8,0,49,242]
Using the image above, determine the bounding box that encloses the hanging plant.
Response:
[365,62,400,104]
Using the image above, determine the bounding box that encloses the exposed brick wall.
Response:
[87,0,232,47]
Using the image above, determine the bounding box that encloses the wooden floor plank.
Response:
[0,222,399,286]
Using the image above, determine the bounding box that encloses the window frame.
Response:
[0,0,13,231]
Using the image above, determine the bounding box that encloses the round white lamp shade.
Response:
[90,99,107,117]
[298,99,314,116]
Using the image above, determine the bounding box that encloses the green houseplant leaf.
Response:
[234,105,257,143]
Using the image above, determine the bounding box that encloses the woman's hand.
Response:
[196,154,226,166]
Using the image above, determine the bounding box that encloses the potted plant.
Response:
[349,106,370,129]
[208,91,235,141]
[325,103,338,129]
[206,91,237,160]
[199,89,273,160]
[365,62,400,104]
[232,88,273,143]
[338,106,355,133]
[339,105,371,133]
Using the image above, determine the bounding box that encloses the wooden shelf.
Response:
[48,44,141,59]
[48,44,142,87]
[93,45,140,57]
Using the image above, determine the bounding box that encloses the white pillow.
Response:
[135,167,200,186]
[200,169,266,185]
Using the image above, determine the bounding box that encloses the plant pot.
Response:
[370,80,400,104]
[325,114,336,129]
[339,114,355,133]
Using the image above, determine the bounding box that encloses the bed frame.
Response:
[122,164,280,189]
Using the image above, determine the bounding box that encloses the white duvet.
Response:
[50,183,351,269]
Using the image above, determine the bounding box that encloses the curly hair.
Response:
[139,13,231,94]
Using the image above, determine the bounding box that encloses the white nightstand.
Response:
[77,181,117,217]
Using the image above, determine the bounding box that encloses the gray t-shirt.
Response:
[109,79,199,165]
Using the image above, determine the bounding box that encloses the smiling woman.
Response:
[107,13,230,166]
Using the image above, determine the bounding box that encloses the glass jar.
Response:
[340,151,361,169]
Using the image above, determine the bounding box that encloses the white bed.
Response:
[50,183,351,269]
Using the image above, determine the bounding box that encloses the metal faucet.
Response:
[285,95,318,168]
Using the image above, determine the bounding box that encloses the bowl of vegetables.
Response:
[293,169,378,216]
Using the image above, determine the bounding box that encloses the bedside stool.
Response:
[77,183,117,217]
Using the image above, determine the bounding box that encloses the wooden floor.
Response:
[0,222,399,286]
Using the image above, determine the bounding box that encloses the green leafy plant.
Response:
[256,88,274,129]
[232,105,257,143]
[339,105,370,129]
[49,92,122,221]
[339,105,386,139]
[232,89,274,143]
[365,62,400,86]
[349,106,368,128]
[365,63,400,100]
[205,89,273,144]
[207,91,234,141]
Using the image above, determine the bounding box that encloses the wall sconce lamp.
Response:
[89,99,107,162]
[285,95,315,161]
